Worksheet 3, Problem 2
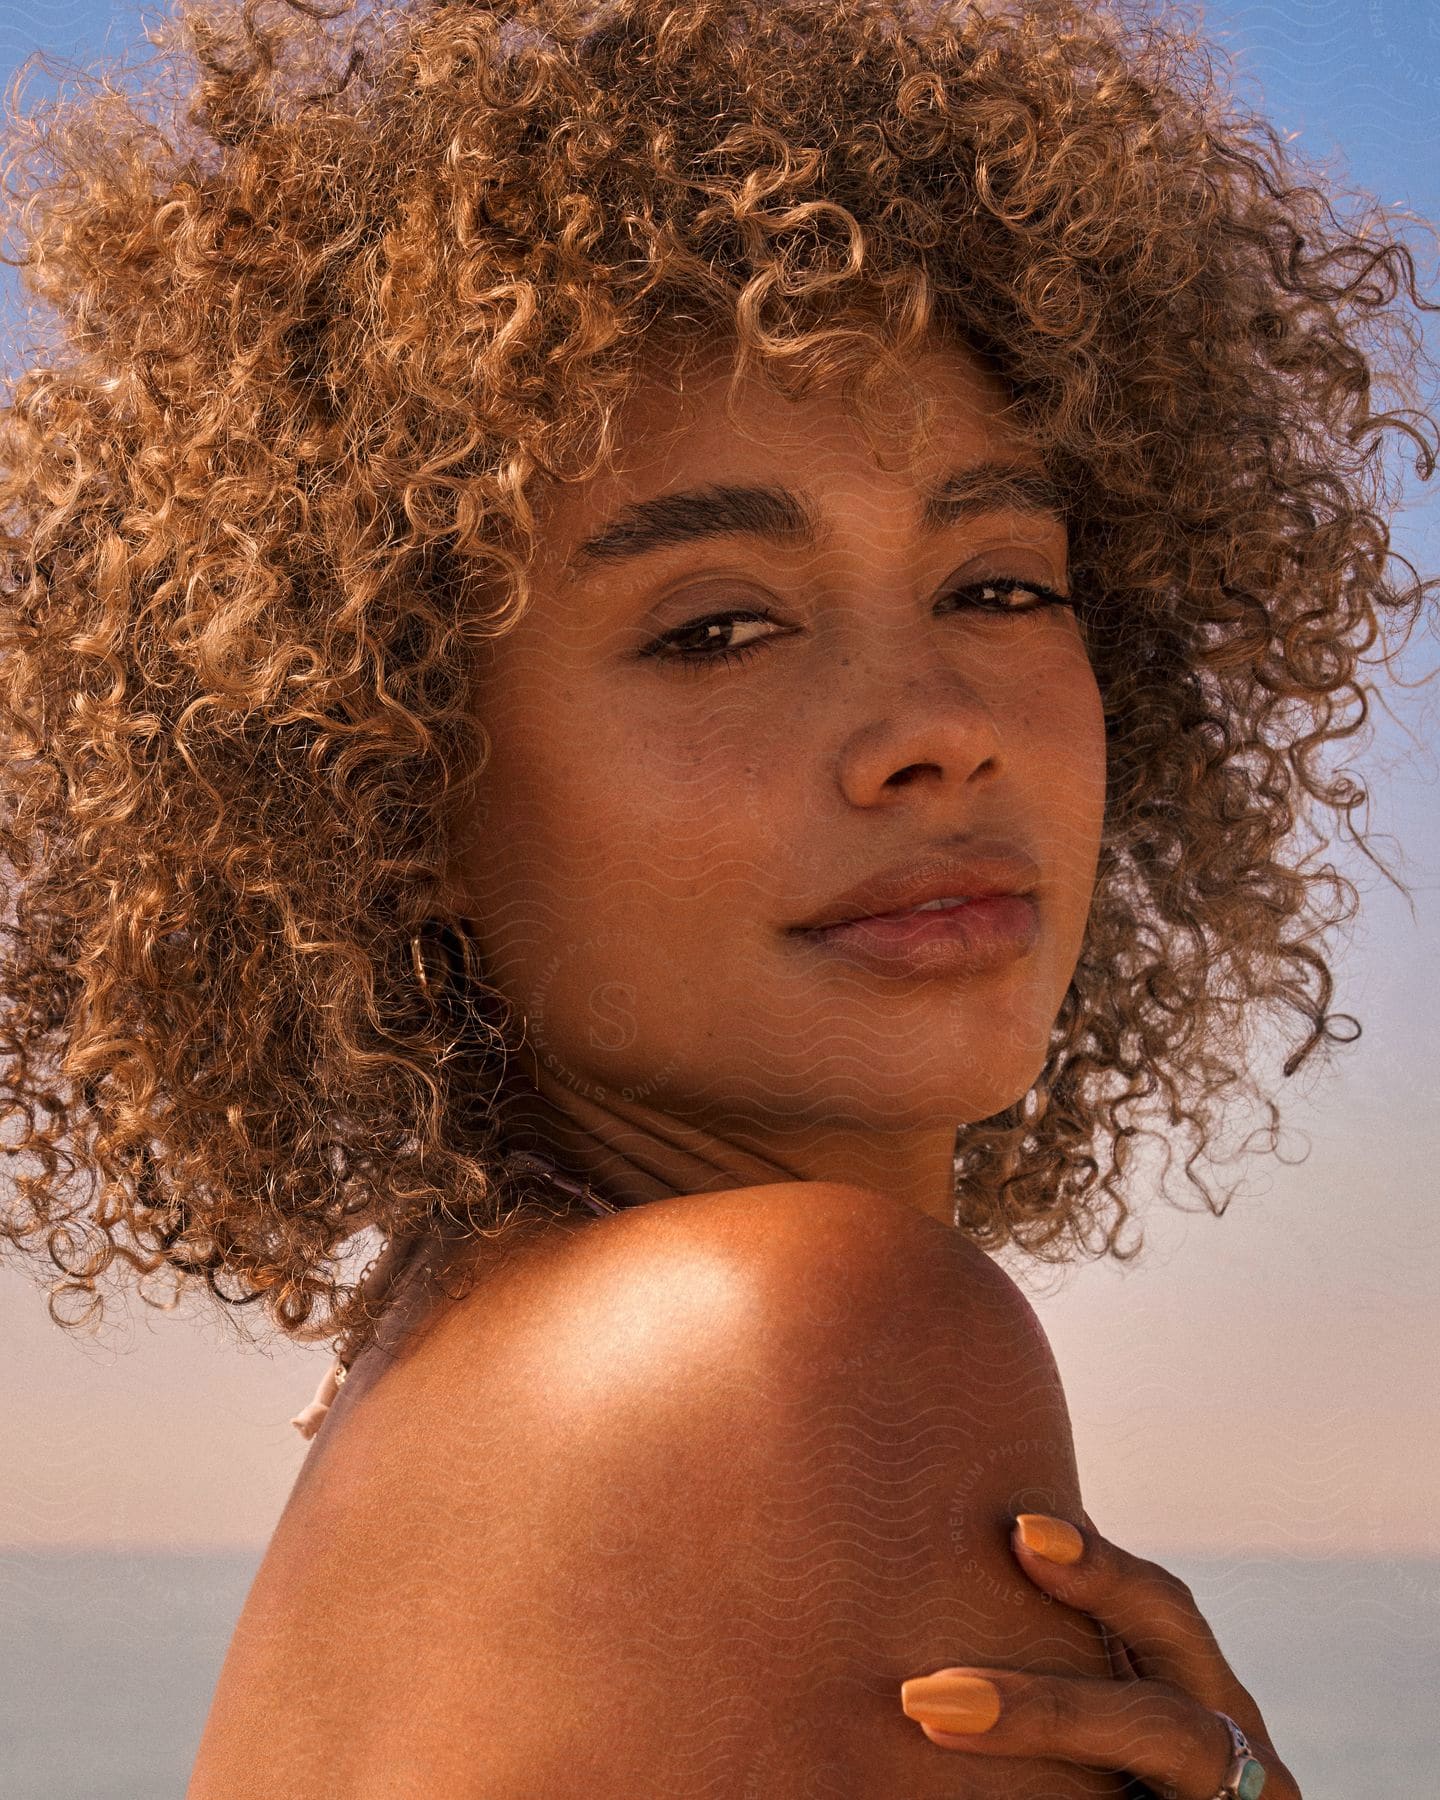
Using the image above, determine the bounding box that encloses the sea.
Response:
[0,1550,1435,1797]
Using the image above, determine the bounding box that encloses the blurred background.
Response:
[1,1,1437,1795]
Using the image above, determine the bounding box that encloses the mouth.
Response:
[790,841,1041,932]
[827,894,983,923]
[792,892,1040,976]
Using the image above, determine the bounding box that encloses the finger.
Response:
[1099,1618,1143,1682]
[1080,1512,1143,1683]
[1008,1513,1248,1712]
[899,1666,1256,1800]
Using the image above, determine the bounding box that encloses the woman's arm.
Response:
[192,1180,1127,1797]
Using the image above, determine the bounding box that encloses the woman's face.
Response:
[449,331,1108,1223]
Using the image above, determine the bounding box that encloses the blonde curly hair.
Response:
[1,0,1435,1366]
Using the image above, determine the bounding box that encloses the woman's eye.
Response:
[943,577,1074,614]
[640,579,1073,673]
[640,609,784,672]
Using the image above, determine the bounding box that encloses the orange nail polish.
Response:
[899,1672,1002,1733]
[1015,1512,1084,1563]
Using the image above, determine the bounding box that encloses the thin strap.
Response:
[290,1227,425,1440]
[501,1149,621,1215]
[290,1151,618,1439]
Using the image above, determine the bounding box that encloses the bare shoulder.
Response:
[189,1183,1116,1799]
[568,1177,1068,1432]
[407,1176,1065,1465]
[491,1174,1049,1345]
[343,1175,1052,1442]
[678,1176,1059,1348]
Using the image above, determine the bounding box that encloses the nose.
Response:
[832,659,1005,809]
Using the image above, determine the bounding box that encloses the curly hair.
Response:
[1,0,1436,1367]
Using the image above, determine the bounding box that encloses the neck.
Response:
[490,1051,964,1229]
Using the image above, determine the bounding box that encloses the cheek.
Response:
[475,692,649,886]
[1028,661,1109,945]
[1024,637,1107,792]
[476,702,763,973]
[1066,663,1110,826]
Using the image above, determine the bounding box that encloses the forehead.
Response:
[535,332,1044,569]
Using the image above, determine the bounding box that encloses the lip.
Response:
[789,842,1042,933]
[790,892,1041,978]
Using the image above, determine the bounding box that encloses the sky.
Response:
[1,0,1437,1558]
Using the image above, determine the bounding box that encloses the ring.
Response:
[1206,1710,1267,1799]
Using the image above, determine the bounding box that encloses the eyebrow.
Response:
[566,462,1068,571]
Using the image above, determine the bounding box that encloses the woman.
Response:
[0,0,1431,1792]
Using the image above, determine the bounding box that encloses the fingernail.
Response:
[899,1672,1001,1733]
[1015,1512,1084,1564]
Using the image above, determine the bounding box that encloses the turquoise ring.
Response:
[1209,1711,1267,1799]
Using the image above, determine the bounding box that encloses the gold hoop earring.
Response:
[409,925,523,1043]
[410,921,465,1004]
[410,929,437,1000]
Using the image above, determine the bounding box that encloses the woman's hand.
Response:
[898,1511,1301,1800]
